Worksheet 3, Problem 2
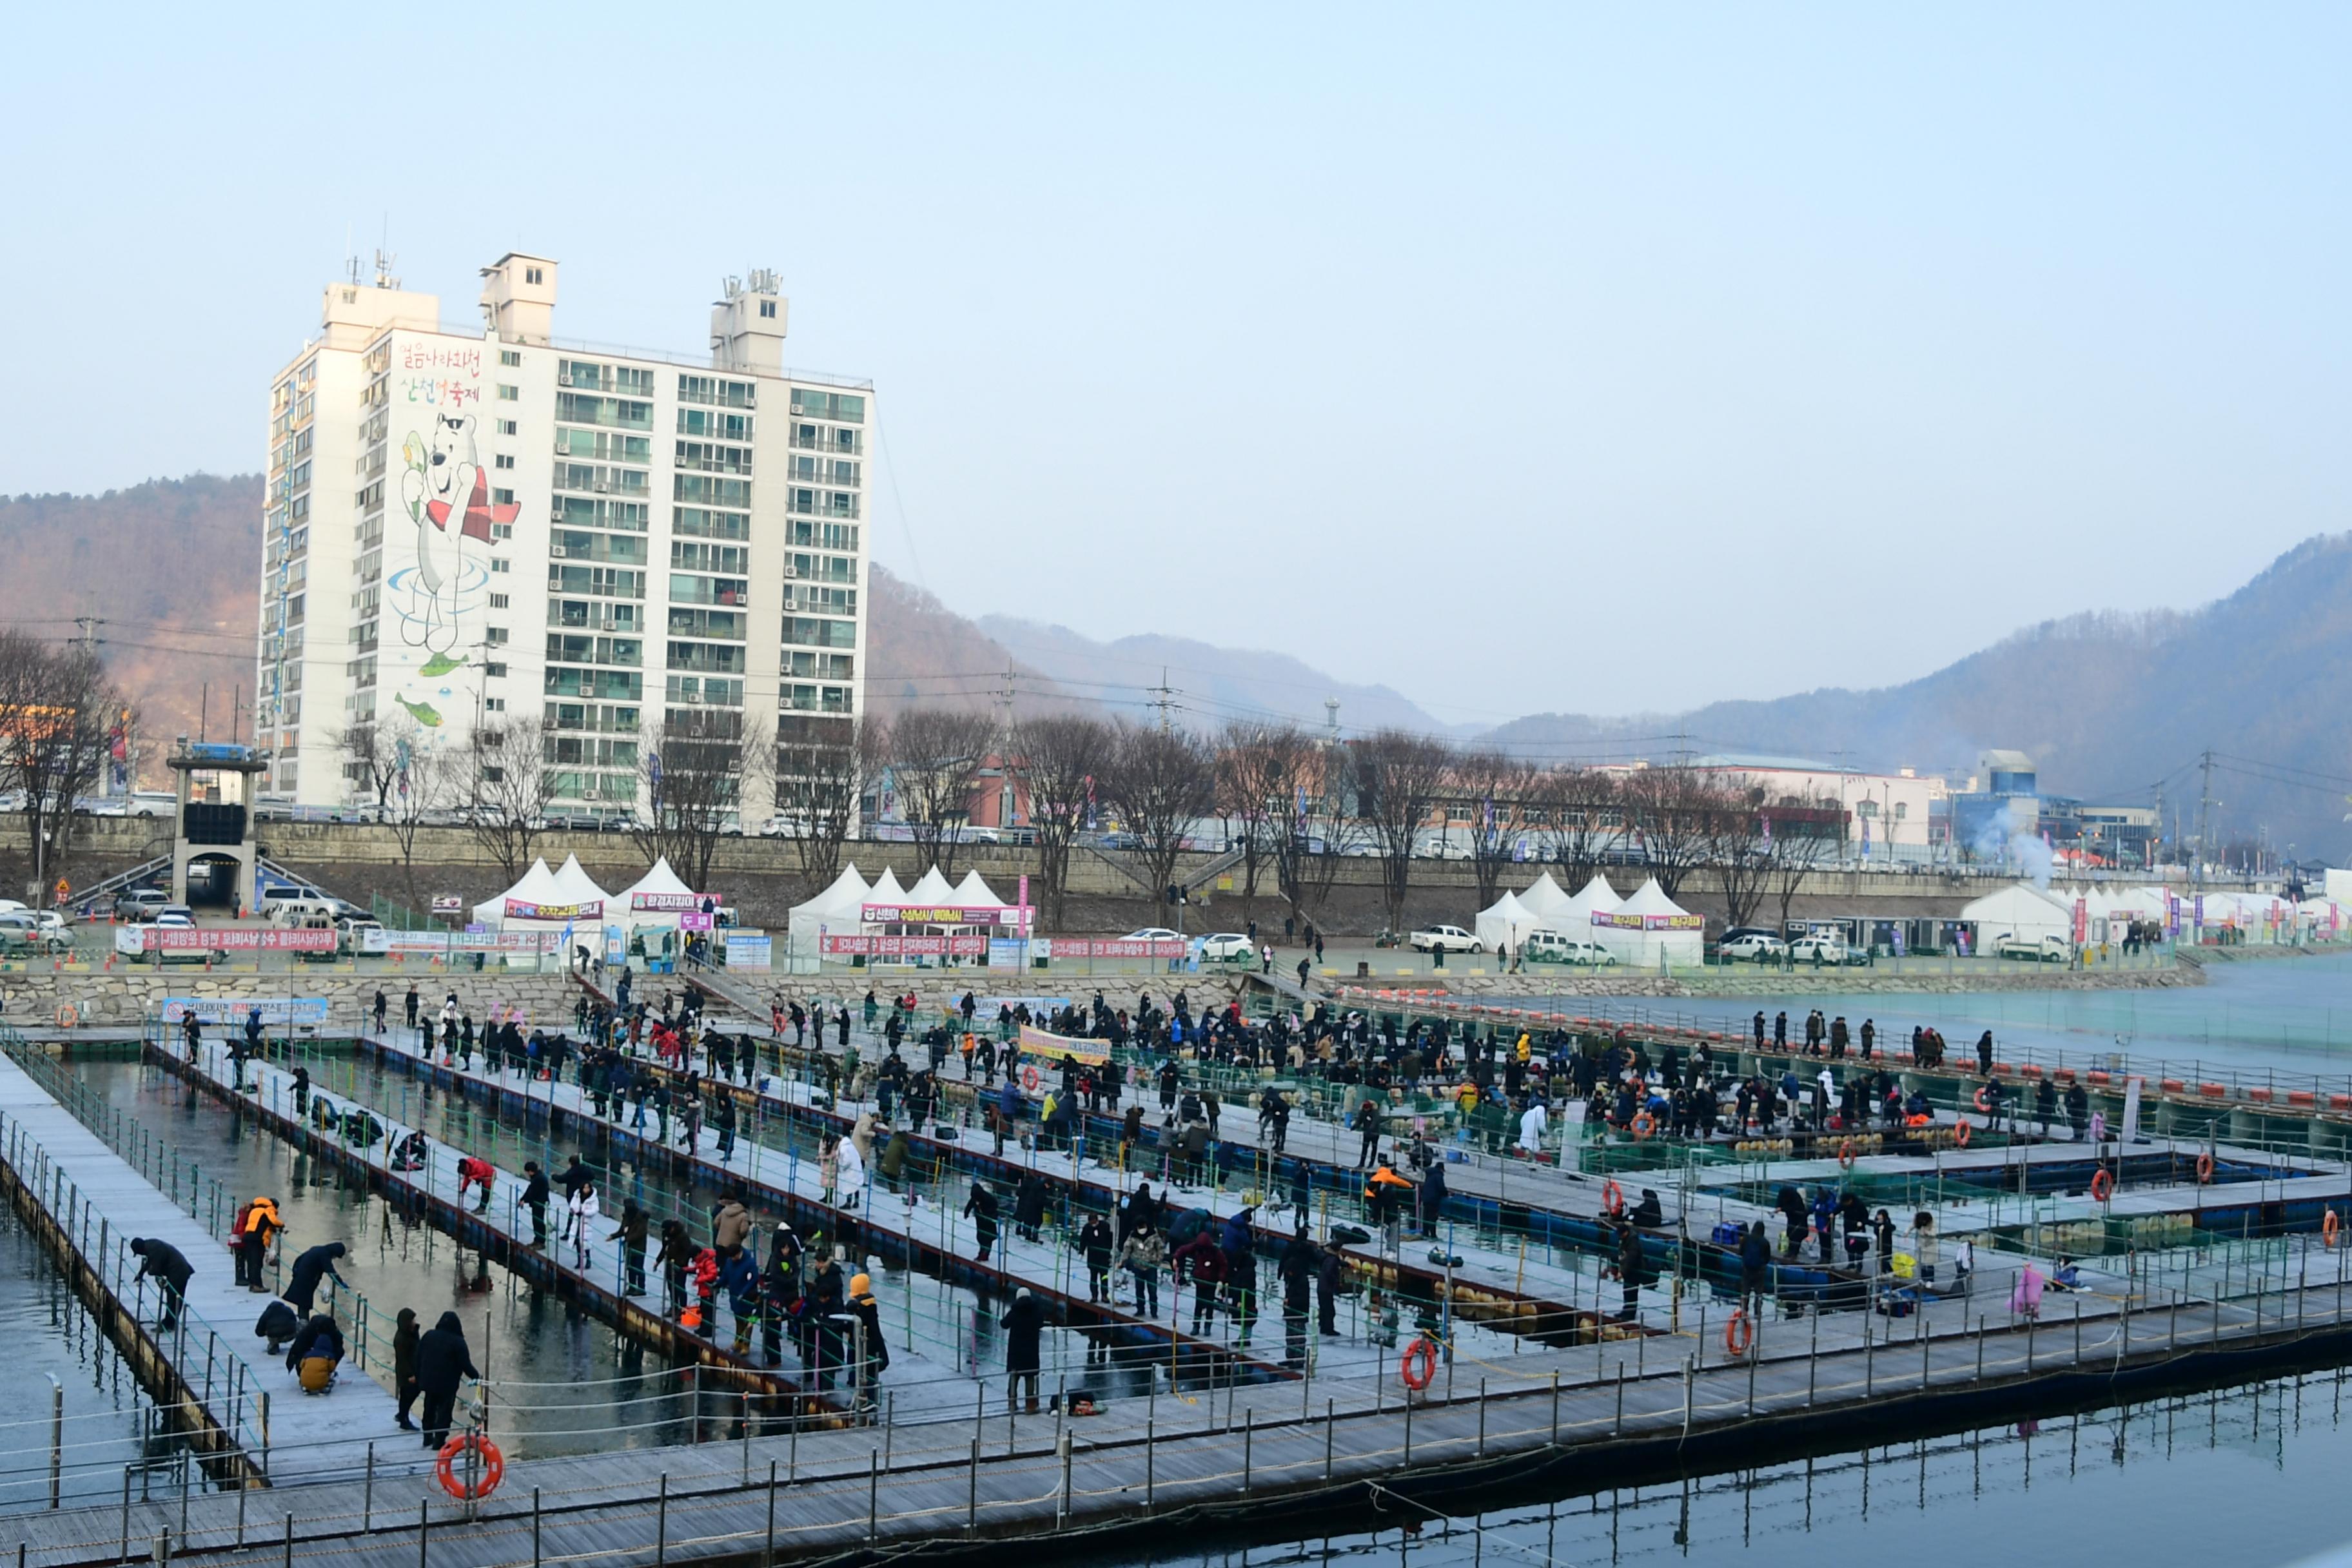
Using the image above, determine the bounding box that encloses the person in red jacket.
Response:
[455,1155,495,1215]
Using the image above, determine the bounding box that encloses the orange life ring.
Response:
[1602,1180,1625,1217]
[2326,1210,2342,1249]
[2090,1168,2114,1202]
[435,1434,504,1500]
[2195,1153,2215,1185]
[1972,1087,1991,1112]
[1399,1336,1438,1391]
[1725,1308,1755,1357]
[54,1004,78,1029]
[1837,1139,1857,1170]
[1020,1064,1040,1092]
[1630,1112,1657,1141]
[1954,1120,1972,1148]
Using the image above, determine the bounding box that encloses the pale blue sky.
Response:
[5,5,2346,726]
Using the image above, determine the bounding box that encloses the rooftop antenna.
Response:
[1324,698,1340,740]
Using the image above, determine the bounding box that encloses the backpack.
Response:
[231,1203,251,1243]
[1166,1207,1211,1248]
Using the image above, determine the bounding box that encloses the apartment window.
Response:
[485,627,509,645]
[495,454,515,470]
[497,384,520,402]
[759,300,776,318]
[492,488,516,506]
[491,558,511,573]
[489,593,511,609]
[525,267,544,284]
[485,662,509,679]
[500,350,522,368]
[491,523,514,540]
[486,697,507,712]
[498,420,518,436]
[1894,801,1910,821]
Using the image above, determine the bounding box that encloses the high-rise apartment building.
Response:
[256,253,870,822]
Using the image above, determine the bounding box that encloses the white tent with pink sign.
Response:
[1593,876,1705,967]
[788,865,872,959]
[470,858,558,928]
[616,856,697,941]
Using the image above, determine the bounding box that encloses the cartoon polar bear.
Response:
[397,412,516,652]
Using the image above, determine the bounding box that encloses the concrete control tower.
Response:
[165,740,269,913]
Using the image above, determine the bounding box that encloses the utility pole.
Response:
[994,667,1018,732]
[2196,749,2216,888]
[1150,668,1175,735]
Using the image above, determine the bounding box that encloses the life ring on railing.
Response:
[1020,1065,1040,1092]
[1725,1308,1755,1357]
[1630,1112,1656,1141]
[435,1434,504,1500]
[2326,1210,2342,1249]
[1954,1120,1972,1149]
[1602,1179,1625,1217]
[1399,1336,1438,1391]
[2195,1153,2215,1185]
[1838,1139,1857,1170]
[1972,1087,1991,1112]
[54,1004,78,1029]
[2089,1168,2114,1202]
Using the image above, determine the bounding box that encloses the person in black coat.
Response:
[1001,1288,1044,1413]
[1316,1244,1345,1336]
[254,1297,300,1356]
[522,1162,551,1247]
[393,1307,421,1430]
[414,1311,478,1448]
[1014,1173,1048,1244]
[283,1242,348,1313]
[129,1238,193,1330]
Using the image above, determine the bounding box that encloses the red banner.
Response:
[629,892,723,912]
[821,934,991,957]
[1047,939,1188,959]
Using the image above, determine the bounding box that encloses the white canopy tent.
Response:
[1960,883,2074,948]
[866,867,908,905]
[471,858,558,927]
[903,867,957,905]
[951,869,1008,910]
[1516,872,1578,932]
[1473,891,1545,954]
[547,855,616,910]
[1596,876,1705,967]
[615,856,696,939]
[788,864,872,957]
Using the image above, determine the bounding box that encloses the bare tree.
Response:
[1531,767,1620,891]
[637,709,771,894]
[381,719,453,917]
[1011,715,1114,929]
[463,716,561,881]
[776,714,883,891]
[1102,723,1216,913]
[335,721,399,814]
[1707,776,1776,930]
[1452,749,1540,906]
[1350,729,1456,937]
[0,634,124,906]
[1616,765,1732,899]
[1213,722,1306,925]
[1770,803,1847,934]
[885,708,997,878]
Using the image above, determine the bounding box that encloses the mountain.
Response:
[975,616,1471,738]
[0,475,262,754]
[864,567,1074,718]
[1485,536,2352,859]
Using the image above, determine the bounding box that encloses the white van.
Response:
[266,897,338,926]
[1524,929,1618,966]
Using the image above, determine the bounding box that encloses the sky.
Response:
[5,5,2347,730]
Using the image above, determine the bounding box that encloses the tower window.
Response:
[760,301,776,318]
[525,267,544,285]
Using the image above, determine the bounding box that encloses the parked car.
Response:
[0,912,71,953]
[1121,928,1180,943]
[113,888,170,923]
[1409,925,1482,954]
[1523,930,1616,966]
[1788,934,1868,966]
[1718,931,1789,963]
[1994,932,2072,963]
[1197,932,1255,963]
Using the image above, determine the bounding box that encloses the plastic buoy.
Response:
[1399,1336,1438,1391]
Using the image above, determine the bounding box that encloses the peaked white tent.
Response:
[951,869,1008,910]
[1961,883,2074,948]
[904,867,957,905]
[1517,872,1577,930]
[616,856,697,938]
[788,864,872,956]
[1596,876,1705,966]
[866,867,908,905]
[547,855,616,911]
[1474,891,1544,953]
[471,858,557,927]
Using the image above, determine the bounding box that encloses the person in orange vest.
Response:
[234,1195,282,1291]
